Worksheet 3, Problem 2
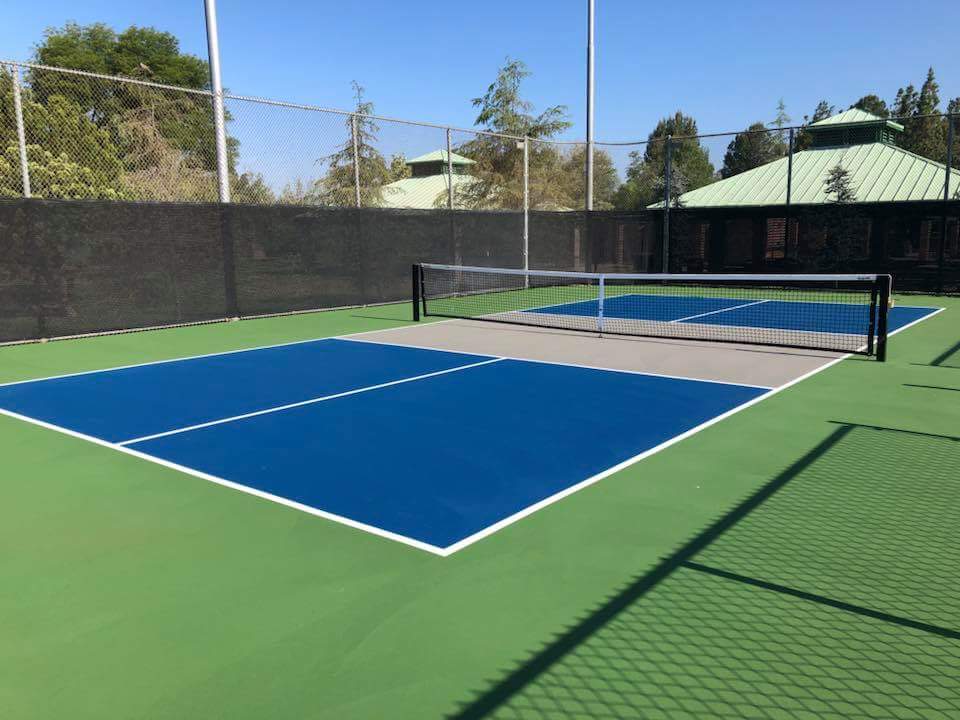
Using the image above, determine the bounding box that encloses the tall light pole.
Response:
[585,0,595,211]
[204,0,231,203]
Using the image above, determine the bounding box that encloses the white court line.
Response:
[336,336,774,390]
[0,406,448,556]
[440,304,948,555]
[118,357,504,446]
[0,318,456,390]
[669,299,771,323]
[0,303,945,557]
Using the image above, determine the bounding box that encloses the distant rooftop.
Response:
[406,150,475,166]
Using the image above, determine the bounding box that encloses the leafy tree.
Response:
[30,22,232,175]
[232,171,275,204]
[615,112,714,209]
[310,82,392,207]
[456,58,571,209]
[389,154,411,181]
[0,145,123,199]
[851,95,889,118]
[721,122,784,178]
[824,164,856,203]
[279,178,310,204]
[1,70,124,198]
[556,146,618,210]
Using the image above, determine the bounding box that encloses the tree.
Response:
[30,22,234,177]
[310,82,392,207]
[1,69,125,199]
[456,58,571,209]
[389,154,411,181]
[793,100,837,151]
[721,122,784,179]
[771,99,791,148]
[824,164,856,203]
[232,172,274,204]
[615,112,714,209]
[560,146,619,210]
[851,95,889,118]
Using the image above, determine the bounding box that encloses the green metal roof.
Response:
[652,142,959,209]
[810,108,905,132]
[406,149,475,166]
[379,173,479,209]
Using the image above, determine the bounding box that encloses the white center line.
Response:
[118,357,504,446]
[669,299,772,324]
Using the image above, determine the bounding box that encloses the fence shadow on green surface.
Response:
[913,338,960,369]
[904,383,960,393]
[449,423,960,719]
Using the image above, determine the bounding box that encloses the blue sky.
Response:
[4,0,958,185]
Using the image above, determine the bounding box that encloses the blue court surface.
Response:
[531,294,938,335]
[0,337,770,554]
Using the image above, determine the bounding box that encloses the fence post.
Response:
[9,64,31,198]
[785,127,794,257]
[446,127,454,210]
[662,136,672,272]
[941,114,954,293]
[203,0,231,203]
[351,114,361,208]
[523,137,530,284]
[585,0,595,211]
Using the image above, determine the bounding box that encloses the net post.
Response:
[876,275,891,362]
[597,275,605,334]
[866,284,877,356]
[411,264,421,321]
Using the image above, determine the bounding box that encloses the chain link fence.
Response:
[2,59,960,345]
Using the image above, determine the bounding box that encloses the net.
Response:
[416,264,892,359]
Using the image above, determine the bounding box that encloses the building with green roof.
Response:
[646,110,959,279]
[379,150,478,210]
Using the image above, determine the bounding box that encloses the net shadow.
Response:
[449,423,960,719]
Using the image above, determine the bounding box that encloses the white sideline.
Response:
[0,406,449,556]
[117,358,503,446]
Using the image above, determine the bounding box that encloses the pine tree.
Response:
[851,95,889,118]
[311,82,391,207]
[824,165,856,203]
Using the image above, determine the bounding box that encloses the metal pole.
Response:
[351,114,361,208]
[9,64,31,198]
[662,136,672,272]
[785,127,794,257]
[203,0,231,203]
[939,114,954,292]
[523,138,530,284]
[585,0,595,211]
[446,127,454,210]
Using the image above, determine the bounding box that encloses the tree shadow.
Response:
[449,423,960,719]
